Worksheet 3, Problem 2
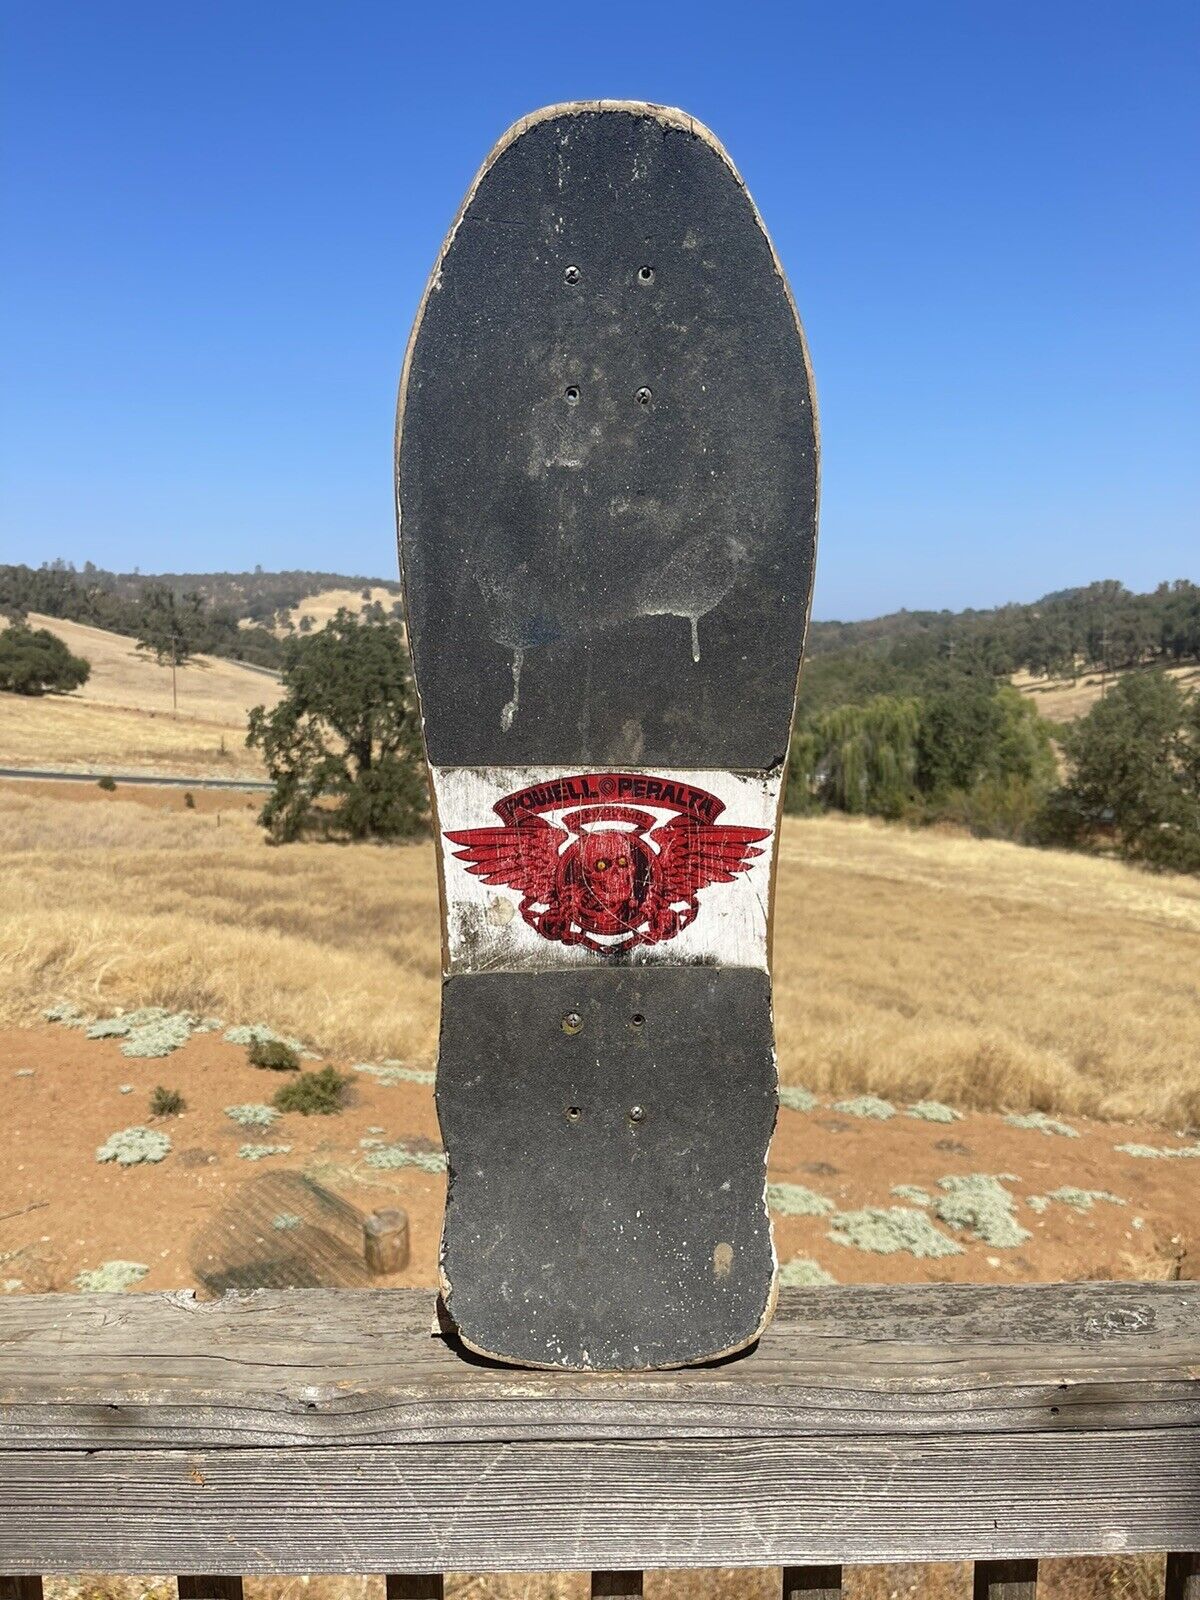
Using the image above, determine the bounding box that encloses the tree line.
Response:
[4,562,1197,873]
[789,655,1200,874]
[806,578,1200,682]
[0,561,404,670]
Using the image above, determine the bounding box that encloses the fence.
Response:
[1,1282,1197,1598]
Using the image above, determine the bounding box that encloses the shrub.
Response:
[183,791,196,809]
[273,1065,349,1116]
[225,1102,280,1128]
[74,1261,149,1292]
[97,775,117,792]
[0,624,90,694]
[96,1126,171,1166]
[248,1038,300,1072]
[150,1086,185,1117]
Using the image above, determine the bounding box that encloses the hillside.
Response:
[274,584,403,636]
[0,613,279,776]
[1012,660,1200,723]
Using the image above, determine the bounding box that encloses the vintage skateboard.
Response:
[396,101,818,1370]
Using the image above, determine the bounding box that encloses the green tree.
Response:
[0,625,90,695]
[1048,671,1200,872]
[246,609,427,843]
[135,585,206,710]
[915,683,1004,797]
[789,696,921,817]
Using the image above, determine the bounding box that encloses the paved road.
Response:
[0,766,272,792]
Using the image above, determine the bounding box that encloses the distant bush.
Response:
[97,775,117,792]
[0,624,90,695]
[150,1086,185,1117]
[248,1038,300,1072]
[183,791,196,809]
[273,1066,349,1116]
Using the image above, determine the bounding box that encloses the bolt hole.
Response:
[630,1013,645,1029]
[638,265,654,283]
[562,1011,583,1035]
[564,264,581,284]
[566,1106,582,1122]
[564,386,580,406]
[635,387,652,407]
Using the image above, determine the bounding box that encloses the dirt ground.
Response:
[2,1022,1195,1297]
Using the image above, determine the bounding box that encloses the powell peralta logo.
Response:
[445,772,770,954]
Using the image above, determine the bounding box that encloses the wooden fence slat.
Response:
[783,1565,843,1597]
[386,1577,444,1600]
[0,1284,1196,1572]
[4,1283,1197,1451]
[974,1560,1038,1598]
[0,1582,43,1600]
[1166,1552,1200,1600]
[1,1426,1196,1571]
[177,1581,243,1600]
[591,1574,643,1598]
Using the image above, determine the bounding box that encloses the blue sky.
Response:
[1,1,1196,620]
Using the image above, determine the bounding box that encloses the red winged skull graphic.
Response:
[445,780,770,954]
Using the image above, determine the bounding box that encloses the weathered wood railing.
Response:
[1,1284,1197,1596]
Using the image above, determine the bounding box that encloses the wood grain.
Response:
[0,1284,1194,1448]
[0,1284,1195,1572]
[177,1579,244,1600]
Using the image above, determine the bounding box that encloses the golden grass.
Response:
[0,788,440,1062]
[2,792,1198,1125]
[40,1558,1168,1600]
[1012,661,1200,723]
[277,585,400,636]
[1,612,280,776]
[0,694,264,777]
[13,613,283,724]
[773,817,1200,1127]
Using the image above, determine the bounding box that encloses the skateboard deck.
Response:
[396,101,818,1370]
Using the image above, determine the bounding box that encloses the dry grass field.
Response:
[1012,660,1200,723]
[3,786,1197,1127]
[1,613,279,775]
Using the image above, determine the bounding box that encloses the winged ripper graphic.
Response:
[445,777,770,954]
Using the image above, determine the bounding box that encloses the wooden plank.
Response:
[178,1581,243,1600]
[1166,1552,1200,1600]
[974,1560,1037,1598]
[0,1284,1195,1450]
[0,1581,42,1600]
[0,1426,1196,1572]
[783,1567,842,1598]
[386,1578,443,1600]
[591,1574,643,1598]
